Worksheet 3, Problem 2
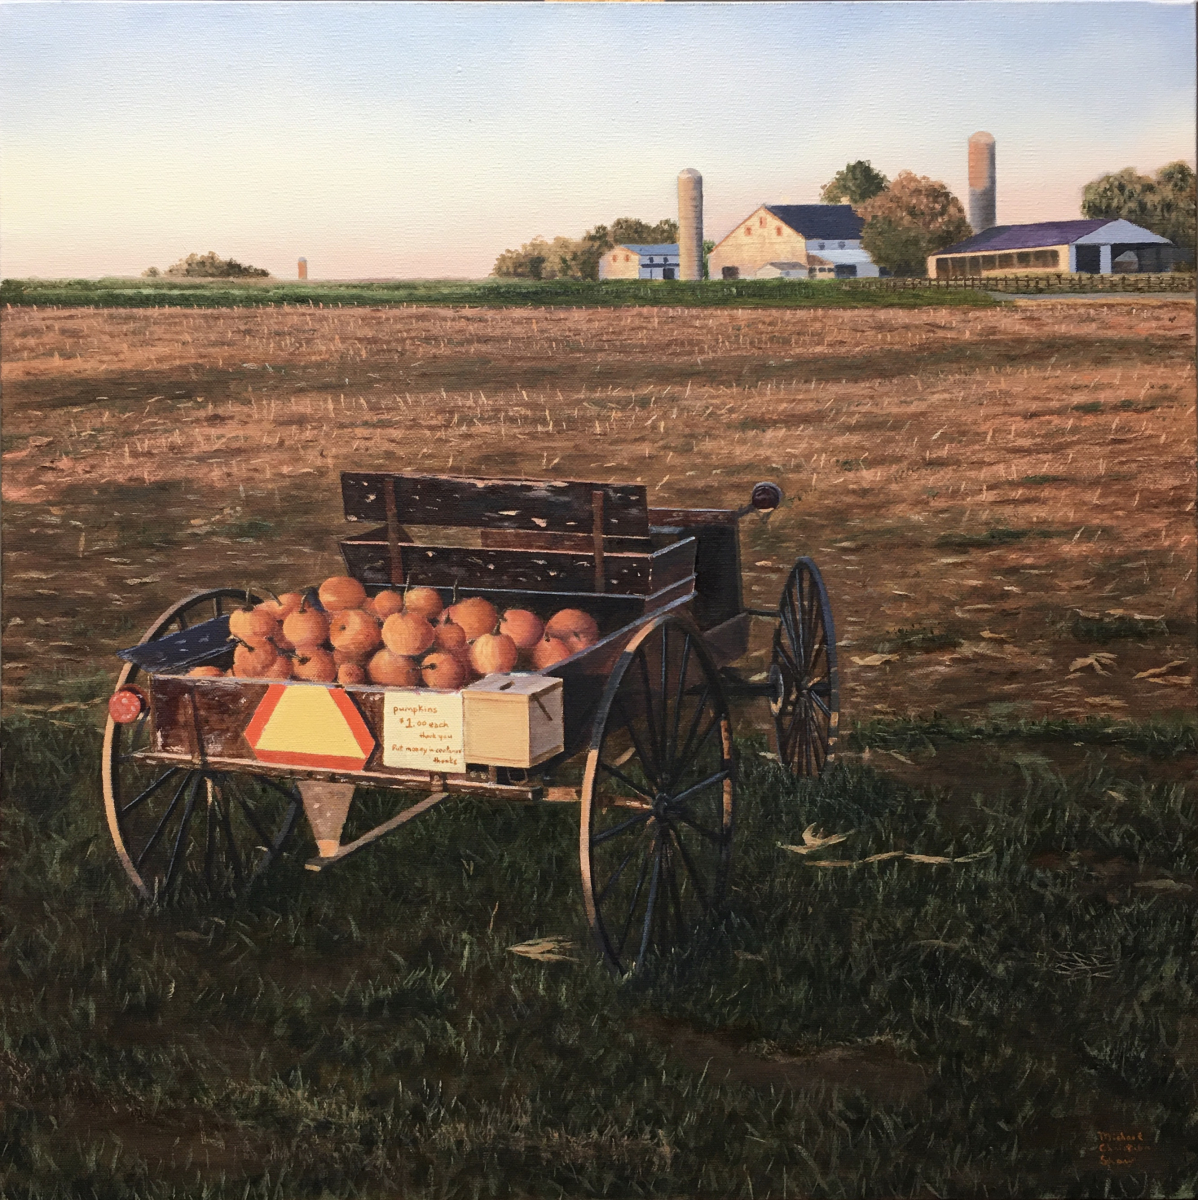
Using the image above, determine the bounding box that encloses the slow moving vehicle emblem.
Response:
[244,683,375,771]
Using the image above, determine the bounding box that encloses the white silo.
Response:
[677,168,703,281]
[968,132,996,233]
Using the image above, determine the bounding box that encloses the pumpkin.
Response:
[257,591,304,620]
[545,608,600,652]
[329,608,382,657]
[262,654,293,680]
[283,602,330,649]
[367,648,422,687]
[420,651,466,690]
[318,575,367,612]
[403,585,444,622]
[446,596,498,640]
[433,616,467,653]
[292,647,337,683]
[234,642,284,679]
[470,632,518,676]
[337,662,367,686]
[271,628,296,654]
[530,636,572,669]
[382,611,436,657]
[499,608,544,651]
[229,606,279,646]
[371,590,406,619]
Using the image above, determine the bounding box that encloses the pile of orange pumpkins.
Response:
[186,576,600,688]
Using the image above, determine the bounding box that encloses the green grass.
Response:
[2,710,1196,1198]
[0,275,997,311]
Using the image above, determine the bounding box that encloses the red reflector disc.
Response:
[108,689,145,724]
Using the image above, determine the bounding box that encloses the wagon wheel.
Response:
[769,558,839,777]
[102,588,301,903]
[580,612,735,975]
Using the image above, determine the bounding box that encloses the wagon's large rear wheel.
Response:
[102,589,301,902]
[769,558,839,777]
[580,613,734,975]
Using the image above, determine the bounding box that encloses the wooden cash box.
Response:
[463,673,564,769]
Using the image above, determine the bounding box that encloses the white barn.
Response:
[599,243,681,281]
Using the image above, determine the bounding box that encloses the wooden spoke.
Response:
[581,612,734,975]
[102,588,299,902]
[120,767,180,817]
[770,558,839,779]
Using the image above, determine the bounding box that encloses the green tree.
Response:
[856,171,972,276]
[701,238,715,280]
[609,217,679,246]
[820,160,889,205]
[1082,161,1196,250]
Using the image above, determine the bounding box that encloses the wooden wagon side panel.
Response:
[342,473,651,536]
[338,533,696,596]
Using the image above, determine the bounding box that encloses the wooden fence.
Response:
[853,272,1195,295]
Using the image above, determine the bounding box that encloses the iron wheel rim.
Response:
[101,589,301,902]
[770,558,839,778]
[580,613,735,975]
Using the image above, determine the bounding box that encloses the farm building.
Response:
[757,248,879,280]
[930,219,1178,278]
[598,243,680,281]
[708,205,881,281]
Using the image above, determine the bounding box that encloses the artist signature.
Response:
[1096,1130,1149,1169]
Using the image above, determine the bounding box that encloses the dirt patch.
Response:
[635,1014,929,1104]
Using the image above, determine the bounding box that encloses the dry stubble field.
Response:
[2,299,1195,733]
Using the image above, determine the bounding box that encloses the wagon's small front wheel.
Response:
[769,558,839,777]
[102,589,302,902]
[580,612,734,975]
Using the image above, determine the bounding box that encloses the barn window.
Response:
[775,226,782,236]
[744,227,752,236]
[624,254,631,262]
[759,215,767,227]
[838,241,845,249]
[818,242,825,250]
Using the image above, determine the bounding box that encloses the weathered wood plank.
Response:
[342,472,650,536]
[338,536,695,596]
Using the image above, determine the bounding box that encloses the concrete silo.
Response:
[298,257,308,281]
[968,132,996,233]
[677,168,703,281]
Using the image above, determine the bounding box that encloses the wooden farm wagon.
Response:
[103,472,839,973]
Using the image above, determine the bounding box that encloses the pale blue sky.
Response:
[1,2,1193,279]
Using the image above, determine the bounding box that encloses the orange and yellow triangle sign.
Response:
[244,683,375,771]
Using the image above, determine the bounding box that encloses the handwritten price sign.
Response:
[382,691,465,772]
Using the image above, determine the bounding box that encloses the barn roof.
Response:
[765,205,864,240]
[933,219,1168,255]
[615,243,679,256]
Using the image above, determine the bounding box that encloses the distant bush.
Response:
[154,252,270,279]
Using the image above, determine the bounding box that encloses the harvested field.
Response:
[2,300,1194,726]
